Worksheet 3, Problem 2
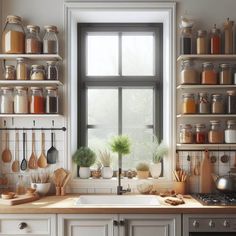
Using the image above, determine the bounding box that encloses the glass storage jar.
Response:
[29,87,44,114]
[227,90,236,114]
[4,65,15,80]
[45,87,58,114]
[225,120,236,143]
[46,61,58,80]
[30,65,45,80]
[210,24,221,54]
[208,120,224,144]
[201,62,217,84]
[197,30,207,54]
[16,174,26,195]
[211,93,225,114]
[180,27,193,54]
[195,123,207,144]
[14,87,28,114]
[0,87,13,114]
[43,25,58,54]
[2,15,25,54]
[223,18,234,54]
[16,58,27,80]
[179,124,193,144]
[198,92,210,114]
[25,25,41,54]
[182,93,196,114]
[180,60,198,84]
[219,63,232,84]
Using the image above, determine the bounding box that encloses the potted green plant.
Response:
[99,150,113,179]
[136,162,150,179]
[72,147,96,179]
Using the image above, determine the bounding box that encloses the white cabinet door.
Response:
[58,214,118,236]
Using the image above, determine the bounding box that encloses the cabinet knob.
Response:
[208,220,215,228]
[120,220,126,226]
[223,220,230,228]
[192,220,199,228]
[18,222,28,230]
[113,220,119,226]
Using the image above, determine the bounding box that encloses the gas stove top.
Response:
[194,193,236,206]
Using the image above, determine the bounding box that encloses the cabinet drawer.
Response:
[0,214,56,235]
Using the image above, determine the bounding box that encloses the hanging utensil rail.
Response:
[0,127,66,131]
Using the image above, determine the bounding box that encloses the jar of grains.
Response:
[30,65,45,80]
[201,62,217,84]
[4,65,15,80]
[29,87,44,114]
[25,25,41,54]
[180,124,193,144]
[16,58,27,80]
[197,30,208,54]
[46,61,58,80]
[208,120,224,144]
[225,120,236,143]
[195,123,207,144]
[227,90,236,114]
[43,25,58,54]
[211,93,225,114]
[182,93,196,114]
[180,60,198,84]
[198,92,210,114]
[210,24,221,54]
[14,87,28,114]
[219,63,232,84]
[2,15,25,54]
[0,87,13,113]
[45,87,58,114]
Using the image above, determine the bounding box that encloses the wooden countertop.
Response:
[0,194,236,214]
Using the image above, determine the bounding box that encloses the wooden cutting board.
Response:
[0,194,39,206]
[199,150,212,193]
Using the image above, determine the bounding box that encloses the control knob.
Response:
[208,220,215,228]
[192,220,199,228]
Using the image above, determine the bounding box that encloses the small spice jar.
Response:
[45,87,58,114]
[16,58,27,80]
[179,124,193,144]
[211,93,225,114]
[225,120,236,143]
[198,92,210,114]
[195,123,207,144]
[208,120,224,144]
[182,93,196,114]
[180,60,198,84]
[43,25,59,54]
[180,27,193,54]
[201,62,217,84]
[29,87,44,114]
[227,90,236,114]
[46,61,58,80]
[14,87,28,114]
[4,65,15,80]
[25,25,41,54]
[219,63,232,85]
[0,87,13,113]
[197,30,207,54]
[30,65,45,80]
[210,24,221,54]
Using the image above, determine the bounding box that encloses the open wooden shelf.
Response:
[0,54,62,61]
[177,54,236,61]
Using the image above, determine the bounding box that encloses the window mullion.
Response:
[118,87,122,136]
[118,32,122,77]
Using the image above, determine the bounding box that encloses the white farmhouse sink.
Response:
[75,195,160,206]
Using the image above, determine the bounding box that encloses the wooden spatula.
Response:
[37,132,47,168]
[12,132,20,172]
[2,132,12,163]
[28,132,38,169]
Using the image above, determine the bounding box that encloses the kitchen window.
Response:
[77,23,163,170]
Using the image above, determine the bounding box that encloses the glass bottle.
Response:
[0,87,13,114]
[29,87,44,114]
[4,65,15,80]
[197,30,207,54]
[180,60,198,84]
[43,25,59,54]
[25,25,41,54]
[198,92,210,114]
[208,120,224,144]
[211,94,225,114]
[201,62,217,85]
[30,65,45,80]
[16,58,27,80]
[227,90,236,114]
[45,87,58,114]
[180,27,193,54]
[2,15,25,54]
[225,120,236,143]
[46,61,58,80]
[223,18,234,54]
[14,87,28,114]
[182,93,196,114]
[210,24,221,54]
[16,174,26,195]
[219,63,232,85]
[195,123,207,144]
[179,124,193,144]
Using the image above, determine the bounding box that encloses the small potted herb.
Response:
[99,150,113,179]
[136,162,150,179]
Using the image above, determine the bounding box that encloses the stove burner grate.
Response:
[194,193,236,205]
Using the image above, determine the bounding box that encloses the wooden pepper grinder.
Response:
[223,18,234,54]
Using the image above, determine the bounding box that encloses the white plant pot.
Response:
[150,163,162,178]
[101,167,113,179]
[79,167,91,179]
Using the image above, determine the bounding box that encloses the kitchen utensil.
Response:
[37,132,47,168]
[11,132,20,173]
[220,154,229,163]
[2,131,12,163]
[212,172,236,193]
[210,155,217,163]
[28,132,38,169]
[176,151,181,171]
[20,132,27,171]
[53,168,67,196]
[47,132,58,164]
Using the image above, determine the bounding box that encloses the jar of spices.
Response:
[16,58,27,80]
[2,15,25,54]
[210,24,221,54]
[45,87,58,114]
[201,62,217,85]
[43,25,58,54]
[197,30,207,54]
[30,65,45,80]
[208,120,224,144]
[0,87,13,113]
[180,60,198,84]
[198,92,210,114]
[4,65,15,80]
[223,18,234,54]
[219,63,232,85]
[29,87,44,114]
[46,61,58,80]
[14,87,28,114]
[195,123,207,144]
[227,90,236,114]
[180,27,193,54]
[182,93,196,114]
[211,94,225,114]
[25,25,41,54]
[225,120,236,143]
[179,124,193,144]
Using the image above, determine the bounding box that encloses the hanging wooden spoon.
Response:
[28,132,38,169]
[37,132,47,168]
[12,132,20,172]
[2,131,12,163]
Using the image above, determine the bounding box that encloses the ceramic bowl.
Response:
[31,183,51,196]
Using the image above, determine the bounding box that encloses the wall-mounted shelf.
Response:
[0,80,63,87]
[0,54,62,61]
[176,143,236,151]
[177,84,236,90]
[0,114,62,118]
[177,54,236,61]
[177,114,236,118]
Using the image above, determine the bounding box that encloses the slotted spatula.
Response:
[47,132,58,164]
[20,132,27,171]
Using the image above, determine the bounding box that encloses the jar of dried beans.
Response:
[179,124,193,144]
[180,60,198,84]
[198,92,210,114]
[45,87,58,114]
[46,61,58,80]
[180,26,193,54]
[201,62,217,84]
[208,120,224,144]
[25,25,41,54]
[29,87,44,114]
[182,93,196,114]
[211,93,225,114]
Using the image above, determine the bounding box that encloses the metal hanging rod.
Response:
[176,149,236,152]
[0,127,66,131]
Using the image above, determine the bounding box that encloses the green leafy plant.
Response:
[72,147,96,167]
[136,162,150,171]
[110,135,131,156]
[99,150,112,167]
[150,137,168,163]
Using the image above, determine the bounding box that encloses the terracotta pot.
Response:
[149,163,162,178]
[137,171,149,179]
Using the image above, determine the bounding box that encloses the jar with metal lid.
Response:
[180,27,193,54]
[43,25,58,54]
[211,93,225,114]
[180,60,198,84]
[25,25,41,54]
[198,92,210,114]
[182,93,196,114]
[227,90,236,114]
[208,120,224,144]
[29,87,44,114]
[45,87,58,114]
[225,120,236,143]
[201,62,217,84]
[195,123,207,144]
[46,61,58,80]
[16,58,27,80]
[179,124,193,144]
[4,65,15,80]
[210,24,221,54]
[197,30,207,54]
[223,18,234,54]
[0,87,13,113]
[30,65,45,80]
[2,15,25,54]
[14,87,28,114]
[219,63,232,84]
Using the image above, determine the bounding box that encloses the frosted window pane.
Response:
[87,35,119,76]
[122,34,155,76]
